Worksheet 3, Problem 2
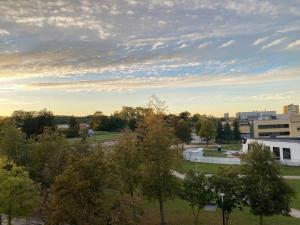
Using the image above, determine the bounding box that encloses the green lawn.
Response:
[287,180,300,210]
[142,198,300,225]
[174,157,300,176]
[68,131,121,144]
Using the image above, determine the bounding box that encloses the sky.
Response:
[0,0,300,117]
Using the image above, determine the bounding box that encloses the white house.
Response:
[242,138,300,166]
[183,148,204,161]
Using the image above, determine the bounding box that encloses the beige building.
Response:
[284,104,299,115]
[252,115,300,138]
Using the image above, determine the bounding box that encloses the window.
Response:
[283,148,291,160]
[273,147,280,160]
[297,127,300,131]
[258,124,289,129]
[258,132,290,137]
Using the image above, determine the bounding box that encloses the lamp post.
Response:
[219,193,225,225]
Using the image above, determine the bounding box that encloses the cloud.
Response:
[262,37,287,49]
[179,43,187,48]
[22,68,300,92]
[0,29,10,36]
[219,40,235,48]
[198,43,209,48]
[287,40,300,49]
[253,37,268,46]
[151,42,165,50]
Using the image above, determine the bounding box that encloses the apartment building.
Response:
[284,104,299,115]
[252,115,300,138]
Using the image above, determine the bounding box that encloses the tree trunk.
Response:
[159,198,166,225]
[222,209,225,225]
[259,214,263,225]
[0,214,2,225]
[8,213,12,225]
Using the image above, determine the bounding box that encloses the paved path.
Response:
[172,170,300,219]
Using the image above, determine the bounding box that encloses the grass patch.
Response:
[141,198,300,225]
[68,131,121,144]
[287,180,300,210]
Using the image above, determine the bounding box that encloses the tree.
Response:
[48,149,124,225]
[181,170,214,225]
[139,96,179,225]
[112,130,143,222]
[0,157,39,225]
[215,120,224,144]
[28,129,71,213]
[211,167,243,225]
[0,122,28,166]
[223,122,233,142]
[199,119,214,146]
[233,119,240,140]
[241,142,295,225]
[66,116,79,138]
[175,120,192,150]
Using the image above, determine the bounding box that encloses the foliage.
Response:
[0,157,39,225]
[223,122,233,141]
[112,130,144,222]
[48,149,132,225]
[175,120,192,145]
[66,116,79,138]
[12,109,54,138]
[233,119,240,140]
[241,142,295,225]
[199,119,215,145]
[211,167,243,225]
[0,121,28,166]
[139,96,179,225]
[181,170,214,225]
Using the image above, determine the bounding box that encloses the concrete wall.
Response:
[243,139,300,166]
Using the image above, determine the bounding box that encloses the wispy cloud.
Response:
[287,39,300,49]
[219,40,235,48]
[253,37,268,46]
[262,37,287,49]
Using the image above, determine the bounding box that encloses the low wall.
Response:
[188,156,241,165]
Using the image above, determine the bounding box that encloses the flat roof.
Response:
[249,138,300,143]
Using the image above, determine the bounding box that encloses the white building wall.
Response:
[243,139,300,166]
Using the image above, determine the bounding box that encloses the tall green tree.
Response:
[215,120,224,143]
[241,142,295,225]
[211,167,243,225]
[0,122,28,166]
[66,116,79,138]
[48,149,126,225]
[233,119,240,140]
[199,119,214,146]
[175,120,192,150]
[139,96,178,225]
[28,129,71,212]
[0,157,39,225]
[113,130,143,222]
[181,171,214,225]
[223,123,233,142]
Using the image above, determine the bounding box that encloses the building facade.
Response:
[284,104,299,115]
[243,138,300,166]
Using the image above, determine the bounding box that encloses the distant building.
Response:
[224,113,229,120]
[284,104,299,115]
[236,111,276,122]
[242,138,300,166]
[252,115,300,138]
[56,124,70,130]
[79,123,90,130]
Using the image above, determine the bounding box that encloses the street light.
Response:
[219,193,225,225]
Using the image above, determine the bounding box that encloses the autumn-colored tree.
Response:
[139,96,179,225]
[112,130,143,222]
